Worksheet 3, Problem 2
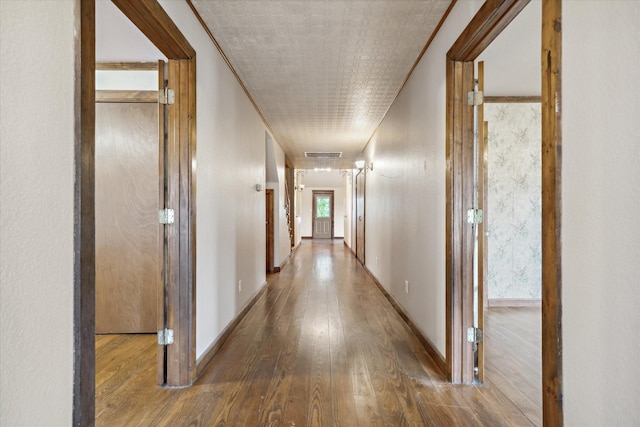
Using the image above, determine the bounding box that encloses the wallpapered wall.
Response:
[485,103,541,300]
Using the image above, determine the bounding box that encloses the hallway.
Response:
[96,240,535,426]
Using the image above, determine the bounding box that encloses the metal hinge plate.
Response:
[467,90,483,106]
[159,209,174,224]
[158,328,174,345]
[467,327,483,343]
[160,88,175,105]
[467,208,483,224]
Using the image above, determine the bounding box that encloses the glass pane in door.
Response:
[316,196,330,218]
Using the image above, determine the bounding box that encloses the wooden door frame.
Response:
[355,170,366,263]
[94,64,161,339]
[266,189,275,272]
[75,0,197,424]
[445,0,562,425]
[311,190,335,239]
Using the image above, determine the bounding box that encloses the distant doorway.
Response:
[266,189,275,272]
[312,190,334,239]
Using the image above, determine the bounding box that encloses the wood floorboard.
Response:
[96,240,541,426]
[484,306,542,426]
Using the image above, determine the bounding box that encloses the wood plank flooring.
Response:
[96,240,538,426]
[484,307,542,426]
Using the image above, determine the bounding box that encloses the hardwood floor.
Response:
[96,240,536,426]
[484,307,542,426]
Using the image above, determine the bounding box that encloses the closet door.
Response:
[95,100,159,333]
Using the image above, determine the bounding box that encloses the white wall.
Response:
[343,172,354,248]
[0,1,76,424]
[158,1,270,358]
[361,0,483,356]
[266,134,292,267]
[563,2,640,425]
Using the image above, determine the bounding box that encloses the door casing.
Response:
[312,190,334,239]
[355,171,366,263]
[75,1,197,424]
[445,0,562,424]
[266,189,275,272]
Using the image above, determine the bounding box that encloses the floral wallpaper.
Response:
[485,103,541,300]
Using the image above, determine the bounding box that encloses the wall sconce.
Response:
[355,160,373,173]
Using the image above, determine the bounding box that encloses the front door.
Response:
[312,191,333,239]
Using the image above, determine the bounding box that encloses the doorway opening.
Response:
[444,0,562,425]
[75,1,197,424]
[266,189,275,272]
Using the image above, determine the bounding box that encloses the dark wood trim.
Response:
[301,236,313,239]
[446,0,563,423]
[446,0,549,385]
[196,282,269,377]
[156,60,166,386]
[488,298,542,308]
[477,61,485,384]
[95,90,158,103]
[185,0,275,137]
[445,58,475,384]
[541,0,563,425]
[111,0,195,59]
[96,61,157,70]
[355,170,366,265]
[79,8,197,426]
[74,0,95,425]
[448,0,531,61]
[484,95,542,103]
[266,189,275,273]
[363,265,447,375]
[163,58,197,386]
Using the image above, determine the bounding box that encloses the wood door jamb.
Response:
[445,0,563,424]
[76,1,197,424]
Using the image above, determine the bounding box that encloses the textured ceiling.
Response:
[190,0,452,169]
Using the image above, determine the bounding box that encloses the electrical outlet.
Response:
[405,280,409,294]
[238,280,242,293]
[376,257,380,266]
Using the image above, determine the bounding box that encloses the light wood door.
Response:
[95,102,159,333]
[355,172,365,263]
[312,191,333,239]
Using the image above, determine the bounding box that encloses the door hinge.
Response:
[158,328,174,345]
[467,327,483,343]
[467,208,483,224]
[159,208,175,224]
[467,90,483,106]
[159,88,175,105]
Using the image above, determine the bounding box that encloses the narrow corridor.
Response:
[96,240,535,426]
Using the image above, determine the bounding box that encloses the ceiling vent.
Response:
[304,152,342,158]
